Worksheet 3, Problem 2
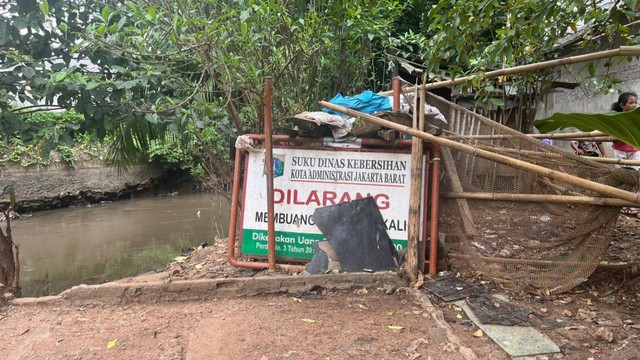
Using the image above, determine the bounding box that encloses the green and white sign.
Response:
[240,147,424,260]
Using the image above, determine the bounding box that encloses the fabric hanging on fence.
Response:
[323,90,392,116]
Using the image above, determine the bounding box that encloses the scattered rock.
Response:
[559,343,578,352]
[383,284,396,295]
[498,249,512,258]
[404,342,422,359]
[596,319,622,327]
[595,327,614,343]
[576,309,596,322]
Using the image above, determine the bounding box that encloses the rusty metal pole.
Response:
[420,149,430,273]
[392,77,401,110]
[429,145,441,278]
[264,77,277,270]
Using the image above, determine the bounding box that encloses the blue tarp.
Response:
[323,90,392,116]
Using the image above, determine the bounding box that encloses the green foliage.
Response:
[148,138,188,170]
[0,110,106,167]
[68,0,406,186]
[23,110,82,150]
[534,108,640,149]
[56,145,76,168]
[390,1,639,105]
[12,0,635,188]
[0,137,50,167]
[75,131,104,157]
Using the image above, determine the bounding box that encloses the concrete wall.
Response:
[0,158,164,210]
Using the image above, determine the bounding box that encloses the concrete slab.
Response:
[12,272,403,306]
[455,299,561,358]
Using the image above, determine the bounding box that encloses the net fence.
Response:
[423,91,640,294]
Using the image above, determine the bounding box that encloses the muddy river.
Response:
[10,193,230,297]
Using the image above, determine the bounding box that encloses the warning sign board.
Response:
[240,147,425,260]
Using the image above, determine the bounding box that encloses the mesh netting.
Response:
[424,91,640,294]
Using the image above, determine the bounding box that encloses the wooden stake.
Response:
[405,86,423,282]
[449,253,631,269]
[441,148,479,235]
[318,101,640,204]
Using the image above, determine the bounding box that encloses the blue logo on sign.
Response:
[273,157,284,178]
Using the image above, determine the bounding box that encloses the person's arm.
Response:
[597,142,606,157]
[571,141,584,155]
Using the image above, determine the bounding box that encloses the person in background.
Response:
[611,91,640,169]
[570,140,605,157]
[611,91,640,216]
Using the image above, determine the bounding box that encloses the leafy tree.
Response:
[76,0,405,189]
[2,0,406,192]
[390,0,640,131]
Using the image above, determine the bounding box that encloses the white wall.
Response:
[534,57,640,154]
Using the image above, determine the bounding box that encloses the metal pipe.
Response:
[420,147,431,273]
[226,149,268,270]
[429,145,441,278]
[264,77,277,270]
[226,148,305,271]
[247,134,413,147]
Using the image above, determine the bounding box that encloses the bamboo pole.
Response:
[444,131,610,140]
[441,191,638,207]
[441,148,479,235]
[319,101,640,204]
[475,145,564,157]
[582,157,640,166]
[405,85,423,282]
[449,254,632,270]
[380,46,640,95]
[474,145,640,166]
[426,92,610,169]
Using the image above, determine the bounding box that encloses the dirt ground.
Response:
[1,214,640,359]
[1,290,488,360]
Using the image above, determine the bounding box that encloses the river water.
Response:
[10,192,230,297]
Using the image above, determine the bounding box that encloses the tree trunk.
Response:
[0,209,20,296]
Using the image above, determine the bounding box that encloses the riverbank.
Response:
[0,159,158,211]
[0,153,205,212]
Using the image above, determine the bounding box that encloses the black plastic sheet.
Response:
[311,197,398,273]
[465,294,533,326]
[421,276,485,301]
